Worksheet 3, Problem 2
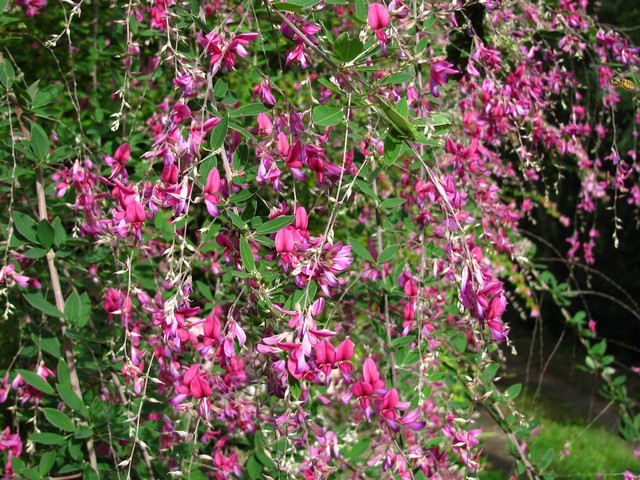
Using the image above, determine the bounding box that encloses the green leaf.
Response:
[240,236,255,273]
[57,359,71,386]
[504,383,522,401]
[17,369,55,395]
[49,146,77,163]
[74,426,94,439]
[381,72,413,86]
[348,439,370,459]
[228,210,247,229]
[30,432,66,445]
[33,84,64,110]
[247,455,263,479]
[24,292,64,318]
[401,350,421,366]
[375,98,419,140]
[35,335,62,358]
[312,105,344,127]
[273,0,321,10]
[196,280,214,301]
[39,450,56,475]
[57,383,88,418]
[213,79,228,99]
[24,247,47,259]
[391,335,415,348]
[229,103,269,117]
[13,211,39,244]
[423,14,436,29]
[377,245,397,264]
[68,439,83,460]
[30,122,50,161]
[384,134,403,166]
[9,457,25,474]
[334,33,364,62]
[51,217,68,246]
[254,447,275,469]
[209,115,229,150]
[349,238,375,263]
[0,58,15,89]
[254,215,295,235]
[380,197,406,210]
[272,1,302,12]
[354,179,377,199]
[228,187,257,203]
[65,290,91,328]
[289,379,302,399]
[43,407,75,432]
[424,241,445,258]
[37,220,55,249]
[430,112,452,133]
[354,0,367,21]
[283,0,322,6]
[450,333,467,353]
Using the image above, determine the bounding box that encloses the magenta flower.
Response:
[350,358,386,420]
[429,60,458,98]
[275,227,295,253]
[368,3,390,56]
[14,0,47,17]
[171,364,213,419]
[203,168,222,217]
[315,339,354,385]
[257,112,273,137]
[255,79,276,107]
[103,143,130,180]
[368,3,389,30]
[0,264,31,288]
[201,32,259,75]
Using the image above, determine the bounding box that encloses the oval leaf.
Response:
[240,236,255,273]
[16,369,54,395]
[312,105,344,127]
[29,432,66,446]
[348,238,375,263]
[36,220,55,250]
[30,122,50,161]
[43,407,75,432]
[56,383,88,418]
[210,115,229,150]
[254,215,295,235]
[377,245,397,264]
[229,103,269,117]
[24,292,64,318]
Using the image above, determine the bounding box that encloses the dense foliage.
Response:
[1,0,639,478]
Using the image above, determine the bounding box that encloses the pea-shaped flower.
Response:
[368,3,390,56]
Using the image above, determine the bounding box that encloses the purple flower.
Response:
[429,60,458,98]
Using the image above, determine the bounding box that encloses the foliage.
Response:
[0,0,639,478]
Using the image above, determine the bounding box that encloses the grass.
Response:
[528,420,639,478]
[479,390,640,479]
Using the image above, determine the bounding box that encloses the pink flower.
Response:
[315,339,354,385]
[255,79,277,107]
[0,264,31,288]
[368,3,390,56]
[350,358,386,420]
[203,168,222,217]
[103,143,131,180]
[368,3,389,30]
[14,0,47,16]
[275,227,295,253]
[257,113,273,136]
[429,60,458,98]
